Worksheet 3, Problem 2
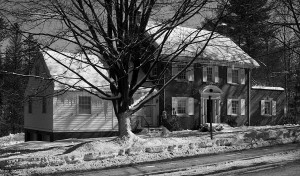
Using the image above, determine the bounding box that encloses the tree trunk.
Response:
[117,112,135,138]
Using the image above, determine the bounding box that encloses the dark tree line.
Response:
[0,20,41,136]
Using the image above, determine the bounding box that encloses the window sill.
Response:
[228,83,239,85]
[176,114,191,117]
[263,114,273,117]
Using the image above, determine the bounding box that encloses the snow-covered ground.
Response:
[0,124,299,175]
[0,133,24,147]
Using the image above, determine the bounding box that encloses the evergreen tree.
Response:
[0,18,9,134]
[1,24,40,136]
[205,0,276,56]
[204,0,278,85]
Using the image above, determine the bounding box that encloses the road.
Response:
[54,143,300,176]
[207,159,300,176]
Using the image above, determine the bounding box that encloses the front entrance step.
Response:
[148,127,163,134]
[136,127,164,136]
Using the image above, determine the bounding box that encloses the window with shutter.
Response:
[265,101,272,115]
[177,65,186,80]
[232,69,239,84]
[177,99,186,114]
[227,99,241,116]
[231,100,239,115]
[261,100,276,116]
[207,67,213,82]
[173,97,194,115]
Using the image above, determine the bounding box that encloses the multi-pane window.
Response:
[232,69,239,84]
[42,97,47,113]
[28,97,32,114]
[79,96,91,114]
[265,101,271,115]
[177,99,187,114]
[207,67,213,82]
[261,100,276,116]
[177,65,186,80]
[231,100,239,115]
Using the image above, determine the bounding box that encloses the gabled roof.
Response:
[147,21,260,68]
[43,22,260,90]
[43,50,110,91]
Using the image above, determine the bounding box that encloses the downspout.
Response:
[247,68,251,126]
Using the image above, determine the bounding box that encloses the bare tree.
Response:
[268,0,300,119]
[1,0,224,139]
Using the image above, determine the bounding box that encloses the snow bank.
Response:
[0,133,24,147]
[1,125,300,175]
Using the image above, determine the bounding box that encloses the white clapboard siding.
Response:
[53,92,118,132]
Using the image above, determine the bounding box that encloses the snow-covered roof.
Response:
[43,51,153,93]
[252,86,285,91]
[43,50,110,91]
[147,21,260,68]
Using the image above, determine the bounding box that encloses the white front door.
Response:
[202,98,220,123]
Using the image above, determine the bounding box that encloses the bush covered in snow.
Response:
[0,133,24,147]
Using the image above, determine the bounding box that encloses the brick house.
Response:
[24,22,286,141]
